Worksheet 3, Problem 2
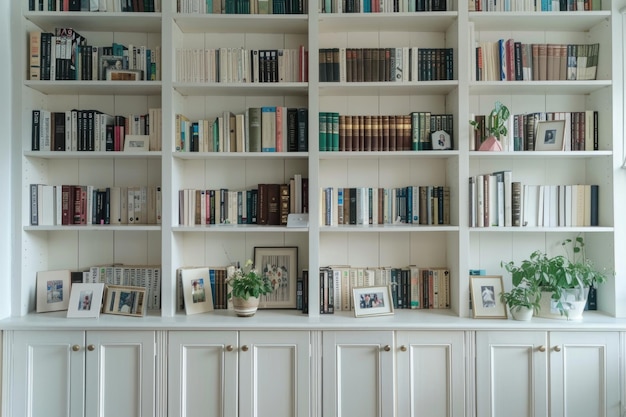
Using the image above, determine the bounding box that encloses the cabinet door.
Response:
[167,331,238,417]
[12,330,86,417]
[396,331,465,417]
[475,331,548,417]
[239,331,310,417]
[549,332,620,417]
[85,331,156,417]
[322,331,394,417]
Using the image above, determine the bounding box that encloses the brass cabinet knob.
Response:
[538,345,546,352]
[72,345,80,352]
[553,346,562,352]
[400,345,407,352]
[226,345,234,352]
[87,344,95,351]
[241,345,249,352]
[383,345,391,352]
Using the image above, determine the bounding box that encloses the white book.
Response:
[558,185,566,227]
[522,184,538,227]
[488,174,498,226]
[40,185,55,226]
[538,185,545,227]
[476,176,484,228]
[503,171,513,227]
[549,184,558,227]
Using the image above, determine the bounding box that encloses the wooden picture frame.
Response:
[352,286,394,317]
[181,267,214,315]
[103,285,147,317]
[534,120,566,151]
[66,283,105,318]
[124,135,149,152]
[254,246,298,308]
[470,275,508,319]
[99,55,124,80]
[106,68,143,81]
[36,269,72,313]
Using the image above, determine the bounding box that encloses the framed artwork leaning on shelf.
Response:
[103,285,147,317]
[534,120,565,151]
[36,269,72,313]
[353,286,394,318]
[181,267,214,315]
[470,275,507,319]
[67,283,105,318]
[254,246,298,309]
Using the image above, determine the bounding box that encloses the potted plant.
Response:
[501,236,608,319]
[469,101,511,151]
[226,260,274,317]
[499,281,540,321]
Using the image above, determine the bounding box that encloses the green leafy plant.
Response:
[226,260,274,301]
[469,101,511,140]
[499,281,541,314]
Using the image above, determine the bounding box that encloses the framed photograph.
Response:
[103,285,147,317]
[124,135,149,152]
[431,130,453,150]
[254,246,298,308]
[99,55,125,80]
[106,69,143,81]
[181,267,214,315]
[535,120,566,151]
[470,275,508,319]
[352,286,394,317]
[67,283,105,318]
[36,269,71,313]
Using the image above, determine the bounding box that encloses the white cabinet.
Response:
[10,330,156,417]
[475,331,620,417]
[168,330,310,417]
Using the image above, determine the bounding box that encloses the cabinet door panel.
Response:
[476,331,548,417]
[168,331,238,417]
[396,331,465,417]
[239,331,310,417]
[12,331,85,417]
[322,331,394,417]
[549,332,620,417]
[85,331,155,417]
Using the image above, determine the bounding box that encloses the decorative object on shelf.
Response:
[181,267,215,315]
[470,275,508,319]
[66,283,105,319]
[534,120,566,151]
[226,260,273,317]
[36,269,72,313]
[469,101,510,151]
[102,285,147,317]
[499,283,540,321]
[501,236,609,320]
[352,286,395,318]
[253,246,299,309]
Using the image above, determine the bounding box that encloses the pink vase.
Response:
[478,136,503,151]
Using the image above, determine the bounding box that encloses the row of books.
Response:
[470,110,598,152]
[175,47,308,83]
[29,0,161,11]
[30,184,162,226]
[475,40,599,82]
[320,185,451,226]
[469,0,601,11]
[175,107,308,153]
[319,47,454,82]
[319,112,454,152]
[320,0,447,12]
[316,266,450,314]
[469,172,599,228]
[179,177,308,226]
[177,0,307,13]
[86,264,162,310]
[31,108,162,152]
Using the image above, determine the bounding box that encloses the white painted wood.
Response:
[322,331,394,417]
[396,331,466,417]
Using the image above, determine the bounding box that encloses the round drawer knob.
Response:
[226,345,234,352]
[87,344,95,351]
[72,345,80,352]
[538,345,546,352]
[383,345,391,352]
[553,346,562,352]
[400,345,407,352]
[241,345,249,352]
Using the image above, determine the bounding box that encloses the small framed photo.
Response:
[470,275,508,319]
[99,55,125,80]
[67,283,105,318]
[36,269,71,313]
[353,286,394,317]
[124,135,149,152]
[535,120,566,151]
[181,267,214,315]
[106,69,143,81]
[103,285,147,317]
[431,130,453,150]
[254,246,298,309]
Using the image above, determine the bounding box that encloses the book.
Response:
[261,106,276,152]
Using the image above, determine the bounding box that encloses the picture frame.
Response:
[431,130,453,150]
[254,246,298,308]
[103,285,147,317]
[352,286,395,317]
[106,68,143,81]
[36,269,72,313]
[534,120,566,151]
[99,55,125,80]
[181,267,214,315]
[124,135,149,152]
[470,275,508,319]
[66,283,105,318]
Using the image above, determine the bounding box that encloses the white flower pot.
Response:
[232,296,260,317]
[510,306,533,321]
[537,288,588,320]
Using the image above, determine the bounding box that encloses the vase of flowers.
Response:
[226,260,274,317]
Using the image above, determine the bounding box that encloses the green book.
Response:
[331,112,339,151]
[319,112,327,152]
[248,107,262,152]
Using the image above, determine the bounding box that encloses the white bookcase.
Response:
[6,0,626,321]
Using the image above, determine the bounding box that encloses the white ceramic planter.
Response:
[510,306,533,321]
[537,288,588,320]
